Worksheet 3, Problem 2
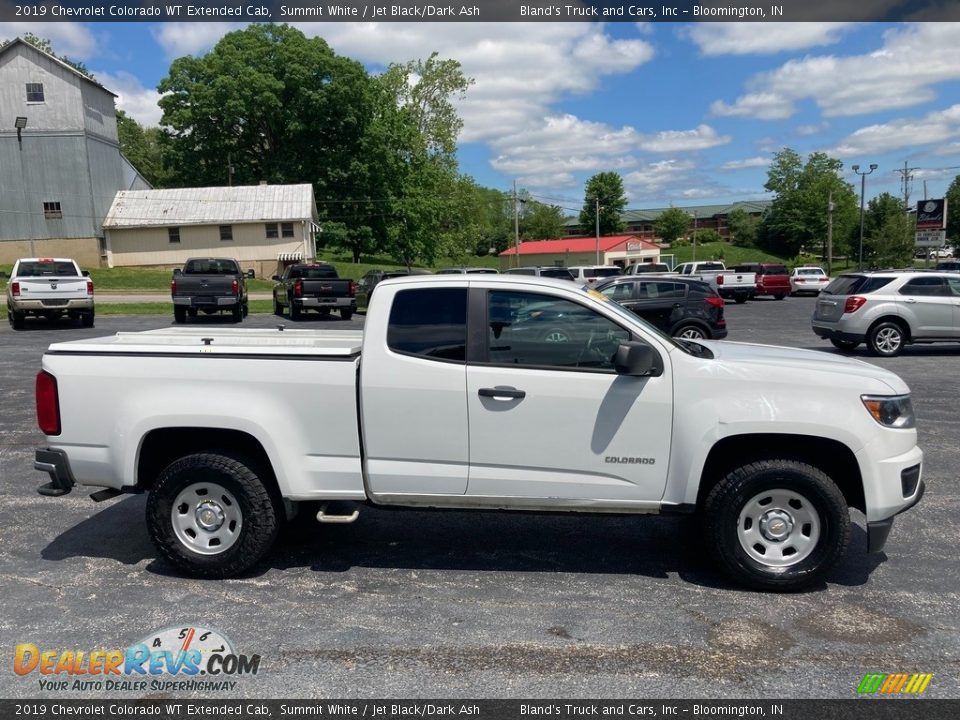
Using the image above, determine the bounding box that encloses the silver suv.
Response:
[812,271,960,356]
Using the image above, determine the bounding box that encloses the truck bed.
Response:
[47,328,363,357]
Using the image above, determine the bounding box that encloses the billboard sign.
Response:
[916,198,947,230]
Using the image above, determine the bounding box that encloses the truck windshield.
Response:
[17,261,78,277]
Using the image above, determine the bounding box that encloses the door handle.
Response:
[479,387,526,400]
[904,298,917,303]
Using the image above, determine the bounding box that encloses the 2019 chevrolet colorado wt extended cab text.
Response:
[33,275,923,591]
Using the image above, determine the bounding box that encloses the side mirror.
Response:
[246,269,256,279]
[172,268,182,276]
[271,275,281,282]
[614,342,664,377]
[81,270,90,277]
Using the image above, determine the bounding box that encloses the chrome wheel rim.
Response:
[677,327,705,339]
[737,489,820,568]
[875,327,902,354]
[171,482,242,555]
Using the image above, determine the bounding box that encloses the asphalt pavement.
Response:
[0,298,957,699]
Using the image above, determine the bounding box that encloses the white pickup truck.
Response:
[33,275,923,590]
[673,261,756,303]
[6,257,95,329]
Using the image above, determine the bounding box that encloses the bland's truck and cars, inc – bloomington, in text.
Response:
[33,275,923,591]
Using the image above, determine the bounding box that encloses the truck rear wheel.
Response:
[290,300,301,320]
[10,309,25,330]
[81,309,95,328]
[340,308,353,321]
[703,459,849,591]
[146,452,280,578]
[174,307,187,324]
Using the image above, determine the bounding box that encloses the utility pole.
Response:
[513,180,520,268]
[595,196,601,264]
[895,160,918,210]
[826,192,834,277]
[227,153,234,187]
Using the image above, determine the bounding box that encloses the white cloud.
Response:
[711,24,960,121]
[830,105,960,157]
[796,122,829,136]
[0,22,98,59]
[686,22,853,56]
[93,70,164,127]
[151,23,242,58]
[638,124,731,153]
[721,157,771,170]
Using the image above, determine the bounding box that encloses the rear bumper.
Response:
[717,288,754,299]
[173,296,241,307]
[812,324,866,343]
[35,448,76,497]
[11,298,93,312]
[297,297,356,309]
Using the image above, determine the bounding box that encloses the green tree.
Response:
[116,110,168,187]
[946,174,960,244]
[760,149,858,258]
[726,208,760,247]
[654,207,692,244]
[579,173,627,236]
[864,193,913,268]
[523,200,566,240]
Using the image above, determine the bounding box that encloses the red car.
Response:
[732,263,791,300]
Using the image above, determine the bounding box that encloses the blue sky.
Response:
[3,21,959,213]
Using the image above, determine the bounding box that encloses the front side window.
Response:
[486,290,630,371]
[26,83,44,102]
[638,282,686,300]
[387,288,467,362]
[219,225,233,241]
[899,277,946,296]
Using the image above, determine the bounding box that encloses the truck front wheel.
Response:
[146,452,280,578]
[703,459,849,591]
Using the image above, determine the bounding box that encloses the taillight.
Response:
[170,278,177,297]
[348,281,357,297]
[844,296,867,313]
[86,280,94,296]
[36,371,61,436]
[716,275,724,285]
[294,279,303,298]
[231,279,239,296]
[11,281,20,296]
[705,295,724,309]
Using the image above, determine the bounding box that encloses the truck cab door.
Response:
[359,287,469,496]
[465,288,672,505]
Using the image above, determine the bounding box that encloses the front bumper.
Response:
[35,448,76,497]
[867,479,925,552]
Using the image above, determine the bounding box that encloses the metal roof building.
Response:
[102,184,320,276]
[498,235,661,270]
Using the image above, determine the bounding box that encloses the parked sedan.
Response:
[790,266,831,295]
[594,276,727,340]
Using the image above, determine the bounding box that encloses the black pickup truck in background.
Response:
[272,263,357,320]
[171,258,248,323]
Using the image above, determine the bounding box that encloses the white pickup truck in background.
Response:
[672,261,756,303]
[6,257,95,330]
[33,275,923,591]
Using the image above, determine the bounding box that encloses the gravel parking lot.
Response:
[1,297,957,699]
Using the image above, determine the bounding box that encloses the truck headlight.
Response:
[861,395,915,428]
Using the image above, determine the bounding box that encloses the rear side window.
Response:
[899,277,946,296]
[637,282,686,299]
[387,288,467,362]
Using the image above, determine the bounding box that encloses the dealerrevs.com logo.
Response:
[14,625,261,693]
[857,673,933,695]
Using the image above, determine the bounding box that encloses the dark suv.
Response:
[595,276,727,339]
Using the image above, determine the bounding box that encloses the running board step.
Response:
[316,503,359,524]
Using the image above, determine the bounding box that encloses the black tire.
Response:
[340,308,353,321]
[273,295,283,317]
[672,323,708,340]
[867,320,906,357]
[174,306,187,324]
[81,309,94,328]
[774,294,786,301]
[242,302,249,318]
[829,338,860,351]
[232,305,242,322]
[289,299,302,320]
[704,459,850,592]
[146,452,280,578]
[734,296,747,304]
[10,309,26,330]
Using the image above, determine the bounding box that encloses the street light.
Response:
[852,163,878,270]
[588,196,602,264]
[689,210,698,261]
[15,116,27,145]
